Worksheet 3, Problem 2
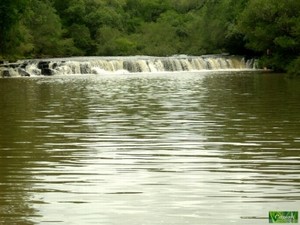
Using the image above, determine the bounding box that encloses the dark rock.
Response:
[123,61,136,72]
[52,63,58,69]
[0,60,9,65]
[2,69,11,77]
[20,62,28,69]
[8,63,20,68]
[37,61,54,75]
[0,63,19,69]
[80,63,92,74]
[41,68,54,76]
[18,68,30,77]
[38,61,50,70]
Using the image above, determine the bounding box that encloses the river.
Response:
[0,71,299,225]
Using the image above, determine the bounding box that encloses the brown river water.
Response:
[0,71,299,225]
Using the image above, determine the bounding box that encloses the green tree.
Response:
[96,26,122,55]
[24,0,76,57]
[95,26,137,56]
[68,24,95,55]
[167,0,206,13]
[84,4,124,37]
[133,21,180,56]
[186,0,248,55]
[0,0,28,57]
[125,0,169,22]
[3,0,299,67]
[238,0,300,71]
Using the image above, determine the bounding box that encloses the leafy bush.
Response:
[287,57,300,77]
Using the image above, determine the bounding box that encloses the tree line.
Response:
[1,0,300,75]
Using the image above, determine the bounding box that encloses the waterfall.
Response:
[0,55,257,77]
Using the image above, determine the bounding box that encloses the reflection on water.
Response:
[0,72,299,225]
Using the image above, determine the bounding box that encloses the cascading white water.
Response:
[0,55,258,77]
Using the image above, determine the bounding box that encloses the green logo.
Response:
[269,211,298,223]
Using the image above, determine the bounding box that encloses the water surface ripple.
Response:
[0,72,299,225]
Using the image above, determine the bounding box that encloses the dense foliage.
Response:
[1,0,299,74]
